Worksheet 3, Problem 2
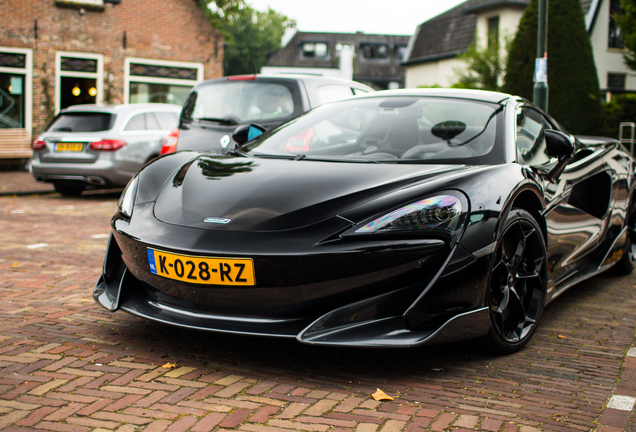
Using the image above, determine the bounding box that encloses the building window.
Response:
[56,52,103,111]
[395,45,408,61]
[609,0,624,49]
[0,52,26,69]
[125,57,203,106]
[488,16,500,48]
[360,44,389,60]
[607,73,626,90]
[301,42,328,59]
[0,47,33,156]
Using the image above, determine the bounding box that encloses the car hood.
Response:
[153,155,468,231]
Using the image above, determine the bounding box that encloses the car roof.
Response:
[195,74,374,89]
[353,88,515,104]
[60,103,182,114]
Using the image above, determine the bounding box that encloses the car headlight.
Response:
[118,175,139,218]
[355,195,463,233]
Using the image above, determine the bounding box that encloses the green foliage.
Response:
[502,0,602,135]
[222,6,290,76]
[614,0,636,70]
[601,94,636,138]
[194,0,245,37]
[452,39,506,91]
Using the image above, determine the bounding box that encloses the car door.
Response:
[515,105,613,286]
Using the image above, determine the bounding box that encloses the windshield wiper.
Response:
[53,127,73,132]
[195,117,239,126]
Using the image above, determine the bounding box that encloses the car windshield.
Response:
[181,80,299,125]
[47,112,114,132]
[244,96,503,164]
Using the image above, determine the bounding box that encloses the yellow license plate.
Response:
[55,143,83,152]
[147,248,255,286]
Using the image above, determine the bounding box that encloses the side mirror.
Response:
[232,124,266,145]
[545,129,575,158]
[545,129,575,180]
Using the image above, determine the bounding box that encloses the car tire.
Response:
[485,208,547,354]
[54,182,85,196]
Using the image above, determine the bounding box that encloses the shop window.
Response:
[0,49,30,132]
[301,42,328,59]
[609,0,624,49]
[360,44,389,60]
[607,73,626,90]
[125,58,202,106]
[56,52,103,111]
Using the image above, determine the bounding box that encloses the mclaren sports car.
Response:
[94,89,636,353]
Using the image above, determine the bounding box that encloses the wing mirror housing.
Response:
[545,129,575,181]
[232,124,266,145]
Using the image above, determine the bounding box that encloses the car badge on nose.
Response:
[204,217,231,224]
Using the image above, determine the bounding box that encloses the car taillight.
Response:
[160,128,180,154]
[32,138,46,150]
[90,139,127,151]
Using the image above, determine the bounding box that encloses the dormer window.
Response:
[395,45,408,61]
[301,42,328,59]
[360,44,389,60]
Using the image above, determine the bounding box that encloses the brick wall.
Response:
[0,0,223,137]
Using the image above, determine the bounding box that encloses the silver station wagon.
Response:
[31,103,181,196]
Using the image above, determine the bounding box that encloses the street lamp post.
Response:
[533,0,548,111]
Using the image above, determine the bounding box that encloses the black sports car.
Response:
[94,89,636,353]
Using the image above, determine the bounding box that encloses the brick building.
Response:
[0,0,222,159]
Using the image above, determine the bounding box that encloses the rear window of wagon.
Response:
[46,112,115,133]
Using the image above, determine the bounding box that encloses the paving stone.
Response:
[1,190,636,432]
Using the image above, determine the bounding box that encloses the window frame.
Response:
[55,51,103,113]
[124,57,204,105]
[359,43,390,62]
[299,42,330,60]
[0,46,32,138]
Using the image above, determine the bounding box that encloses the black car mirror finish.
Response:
[545,129,575,181]
[232,124,266,145]
[93,89,636,355]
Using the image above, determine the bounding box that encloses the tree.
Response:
[502,0,602,135]
[452,38,507,91]
[194,0,245,36]
[613,0,636,70]
[222,7,290,76]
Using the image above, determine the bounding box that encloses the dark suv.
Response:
[160,74,373,154]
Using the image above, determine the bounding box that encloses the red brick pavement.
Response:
[0,191,635,431]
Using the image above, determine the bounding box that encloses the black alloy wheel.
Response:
[486,208,546,353]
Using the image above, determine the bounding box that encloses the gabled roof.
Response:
[266,31,410,83]
[403,0,529,66]
[404,0,598,66]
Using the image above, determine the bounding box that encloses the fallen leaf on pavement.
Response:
[162,362,177,369]
[371,388,394,401]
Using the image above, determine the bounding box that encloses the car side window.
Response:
[154,111,178,130]
[516,107,552,166]
[315,85,354,106]
[124,113,146,131]
[145,112,161,130]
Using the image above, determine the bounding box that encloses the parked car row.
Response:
[31,74,373,195]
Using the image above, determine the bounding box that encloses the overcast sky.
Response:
[245,0,466,36]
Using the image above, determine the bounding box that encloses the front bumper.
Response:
[94,205,492,348]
